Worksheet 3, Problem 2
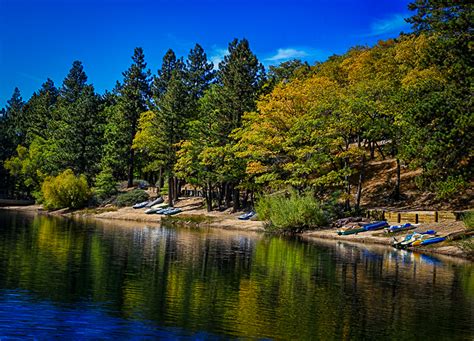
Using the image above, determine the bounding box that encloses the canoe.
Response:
[338,227,366,236]
[410,234,436,246]
[144,207,161,214]
[420,237,446,246]
[362,221,389,231]
[133,201,149,209]
[238,211,256,220]
[151,203,169,209]
[163,208,182,216]
[145,197,164,208]
[392,230,436,249]
[386,223,415,233]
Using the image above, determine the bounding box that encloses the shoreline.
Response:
[1,202,472,261]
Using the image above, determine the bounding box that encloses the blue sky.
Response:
[0,0,412,107]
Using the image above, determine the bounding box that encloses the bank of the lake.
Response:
[1,200,472,261]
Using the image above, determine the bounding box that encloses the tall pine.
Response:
[117,47,151,187]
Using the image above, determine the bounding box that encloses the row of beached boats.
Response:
[337,221,473,250]
[132,197,182,216]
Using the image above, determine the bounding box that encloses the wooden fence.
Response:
[367,209,467,224]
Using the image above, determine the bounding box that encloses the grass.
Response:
[162,214,214,228]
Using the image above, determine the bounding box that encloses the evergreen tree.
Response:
[54,61,103,179]
[216,38,265,130]
[152,49,184,101]
[117,47,151,187]
[4,87,26,147]
[186,44,215,100]
[22,78,58,142]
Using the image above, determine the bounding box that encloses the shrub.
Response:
[93,168,118,202]
[115,189,149,207]
[42,169,91,210]
[434,175,467,200]
[462,211,474,231]
[255,190,329,233]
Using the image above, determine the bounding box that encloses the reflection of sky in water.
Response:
[0,290,218,339]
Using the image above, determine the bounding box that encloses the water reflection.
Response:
[0,211,472,339]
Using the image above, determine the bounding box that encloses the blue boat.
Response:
[145,197,164,208]
[386,223,414,233]
[163,208,182,216]
[133,201,149,209]
[238,211,256,220]
[420,237,446,246]
[362,221,388,231]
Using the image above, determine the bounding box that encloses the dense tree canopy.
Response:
[1,1,471,210]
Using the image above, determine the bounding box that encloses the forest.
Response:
[0,1,472,218]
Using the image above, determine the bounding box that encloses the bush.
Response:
[462,211,474,231]
[93,168,118,202]
[115,189,149,207]
[434,175,468,200]
[42,169,91,210]
[255,190,329,233]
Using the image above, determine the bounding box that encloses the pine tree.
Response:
[152,49,184,101]
[22,78,58,142]
[54,61,103,179]
[216,38,265,130]
[4,87,25,147]
[117,47,151,187]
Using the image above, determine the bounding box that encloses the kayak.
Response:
[420,237,446,246]
[386,223,415,233]
[152,203,169,209]
[238,211,256,220]
[146,197,164,208]
[163,208,182,216]
[392,230,436,249]
[338,227,366,235]
[133,201,149,209]
[362,221,389,231]
[144,207,161,214]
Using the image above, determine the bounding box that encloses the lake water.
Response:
[0,211,473,339]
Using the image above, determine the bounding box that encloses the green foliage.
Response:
[42,169,91,209]
[53,61,104,180]
[115,189,149,207]
[432,175,468,200]
[93,168,118,201]
[462,211,474,231]
[116,47,151,187]
[255,190,329,233]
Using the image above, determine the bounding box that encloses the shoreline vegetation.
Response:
[1,199,472,261]
[0,3,472,261]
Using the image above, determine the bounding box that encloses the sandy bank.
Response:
[1,200,472,260]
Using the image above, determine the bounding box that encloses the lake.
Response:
[0,211,472,339]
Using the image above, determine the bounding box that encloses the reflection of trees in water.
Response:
[0,212,472,339]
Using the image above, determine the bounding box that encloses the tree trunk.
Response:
[224,182,232,208]
[375,141,385,160]
[355,155,366,211]
[157,167,162,194]
[206,180,212,212]
[369,140,375,160]
[218,183,224,209]
[344,157,351,211]
[232,187,240,212]
[167,176,174,207]
[394,158,401,200]
[127,148,134,188]
[242,190,249,209]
